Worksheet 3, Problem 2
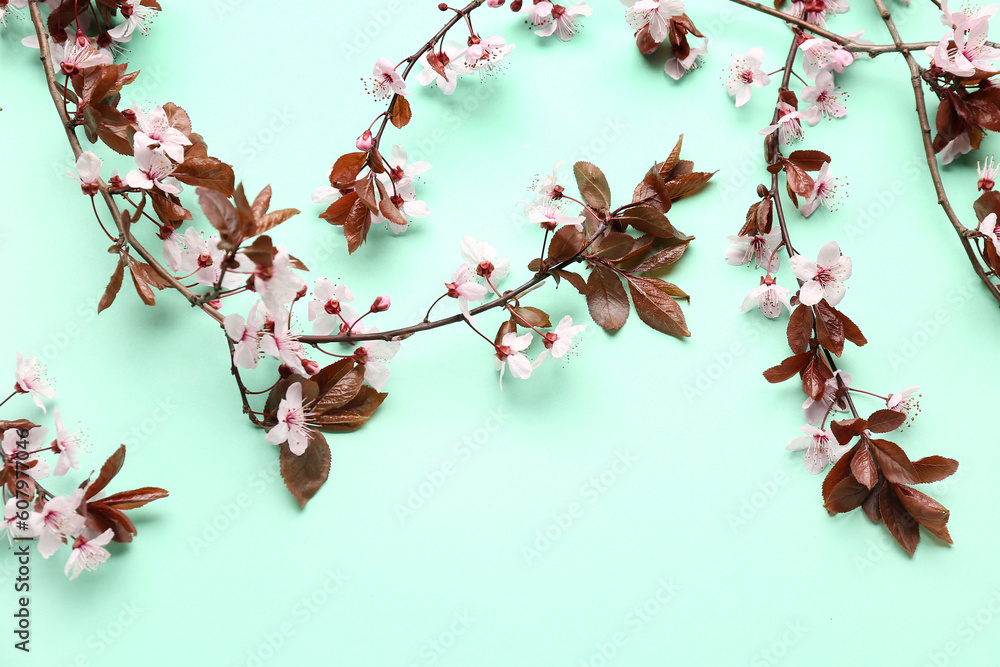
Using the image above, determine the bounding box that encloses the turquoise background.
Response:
[2,0,999,664]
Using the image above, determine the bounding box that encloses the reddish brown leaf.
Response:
[762,352,812,383]
[880,482,920,555]
[633,242,690,273]
[822,442,859,506]
[664,171,714,200]
[850,439,879,489]
[585,265,629,331]
[632,167,672,215]
[867,409,906,434]
[626,275,690,338]
[98,487,169,510]
[98,255,126,314]
[801,353,833,401]
[547,225,586,262]
[617,206,681,239]
[784,162,814,198]
[893,484,952,544]
[279,432,331,509]
[513,307,552,328]
[329,152,369,186]
[391,96,412,129]
[314,365,366,413]
[313,386,387,431]
[551,269,588,294]
[911,456,959,484]
[830,418,868,446]
[824,474,870,515]
[85,445,127,501]
[174,157,235,196]
[86,503,137,543]
[594,232,636,260]
[573,162,612,211]
[786,149,831,171]
[786,304,813,355]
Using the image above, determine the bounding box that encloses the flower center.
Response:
[324,299,341,315]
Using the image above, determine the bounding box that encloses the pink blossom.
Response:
[68,151,102,195]
[526,201,585,231]
[495,332,537,388]
[621,0,686,43]
[386,144,431,185]
[788,0,849,27]
[535,3,593,42]
[356,130,374,152]
[108,0,157,42]
[224,302,266,370]
[308,279,359,336]
[979,213,1000,253]
[926,15,1000,77]
[799,38,855,79]
[14,352,57,412]
[376,180,430,235]
[939,132,973,165]
[725,231,781,272]
[446,264,489,322]
[416,42,468,95]
[726,48,770,107]
[132,104,191,163]
[53,36,112,76]
[802,370,853,425]
[790,241,852,306]
[3,498,40,541]
[540,315,586,359]
[2,426,51,481]
[887,386,920,414]
[126,145,182,195]
[786,425,848,474]
[665,36,708,80]
[460,36,515,77]
[265,383,314,456]
[370,58,408,99]
[252,246,306,307]
[460,236,510,284]
[65,529,114,580]
[52,407,83,476]
[800,162,840,217]
[260,313,308,376]
[759,100,821,145]
[740,275,792,319]
[978,156,998,191]
[801,70,847,119]
[36,489,86,558]
[350,327,400,392]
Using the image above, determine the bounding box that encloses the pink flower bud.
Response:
[356,130,374,152]
[208,299,222,310]
[371,295,391,312]
[302,359,320,376]
[488,0,505,6]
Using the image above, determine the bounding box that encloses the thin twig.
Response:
[871,0,1000,307]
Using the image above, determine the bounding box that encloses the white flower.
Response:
[460,236,510,284]
[535,3,593,42]
[799,38,855,79]
[350,327,400,392]
[786,425,848,474]
[65,529,114,580]
[494,331,537,389]
[225,302,266,370]
[665,36,708,80]
[725,231,781,272]
[446,264,489,322]
[308,280,359,336]
[541,315,586,359]
[14,352,57,412]
[801,70,847,120]
[726,48,770,107]
[526,201,585,231]
[369,58,408,99]
[416,42,467,95]
[126,145,182,195]
[759,100,821,145]
[37,489,86,559]
[265,383,314,456]
[52,407,83,476]
[621,0,686,43]
[68,151,102,195]
[790,241,852,306]
[979,212,1000,254]
[740,275,792,319]
[131,104,191,163]
[108,0,158,42]
[800,162,840,217]
[459,36,515,77]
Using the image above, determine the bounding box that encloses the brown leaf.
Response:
[312,359,356,397]
[585,265,629,331]
[801,353,832,401]
[573,162,612,212]
[626,275,690,338]
[893,484,952,544]
[869,438,917,484]
[593,232,636,260]
[867,410,906,434]
[551,269,588,294]
[344,196,373,254]
[329,152,369,186]
[762,352,812,384]
[786,304,813,355]
[663,172,714,200]
[814,300,845,356]
[512,307,552,328]
[98,255,126,314]
[313,386,387,431]
[823,474,870,515]
[617,206,680,239]
[880,482,920,555]
[911,455,959,484]
[174,157,235,196]
[320,191,358,226]
[197,187,240,249]
[391,95,412,129]
[279,432,331,509]
[784,162,814,198]
[786,149,831,171]
[256,208,300,236]
[547,225,586,262]
[830,417,868,446]
[658,135,683,177]
[85,445,127,501]
[632,167,672,215]
[98,487,169,510]
[850,439,879,490]
[633,242,690,273]
[822,442,859,507]
[125,255,156,306]
[314,365,366,413]
[85,503,137,543]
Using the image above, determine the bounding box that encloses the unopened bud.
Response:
[371,295,391,312]
[356,130,374,152]
[756,184,769,198]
